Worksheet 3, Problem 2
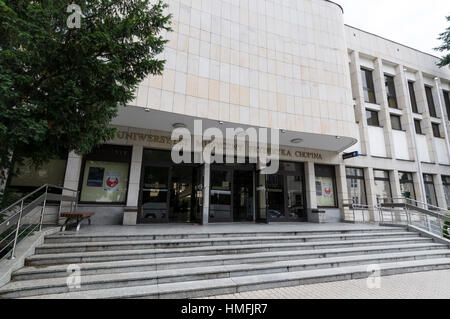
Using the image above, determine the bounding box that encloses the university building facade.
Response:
[6,0,450,225]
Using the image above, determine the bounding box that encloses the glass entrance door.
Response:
[169,166,193,223]
[233,170,254,222]
[140,165,170,222]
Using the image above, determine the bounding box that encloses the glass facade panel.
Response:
[399,172,416,201]
[10,158,67,188]
[423,174,438,207]
[346,168,367,205]
[267,174,286,220]
[373,170,392,204]
[141,166,169,220]
[443,176,450,210]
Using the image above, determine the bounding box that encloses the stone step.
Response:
[35,232,420,254]
[3,250,450,298]
[14,243,447,281]
[26,237,435,266]
[17,258,450,299]
[44,227,407,243]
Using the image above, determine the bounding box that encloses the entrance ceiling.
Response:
[111,105,357,153]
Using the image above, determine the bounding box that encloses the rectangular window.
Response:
[315,165,337,208]
[442,176,450,210]
[385,75,398,108]
[346,167,367,205]
[423,174,438,208]
[425,86,437,118]
[414,120,423,135]
[361,68,377,104]
[399,172,416,201]
[432,123,441,138]
[366,110,380,127]
[390,115,402,131]
[408,82,419,114]
[373,170,392,204]
[79,145,132,204]
[443,90,450,119]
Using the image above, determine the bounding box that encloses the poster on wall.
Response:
[104,172,120,191]
[323,183,333,198]
[87,167,105,187]
[316,181,322,196]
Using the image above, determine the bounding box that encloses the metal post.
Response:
[39,185,49,231]
[402,68,428,210]
[10,200,24,260]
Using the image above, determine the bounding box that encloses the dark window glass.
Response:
[385,75,398,108]
[425,86,437,118]
[315,165,337,208]
[432,123,441,138]
[414,120,423,135]
[443,90,450,119]
[390,115,402,131]
[398,172,416,201]
[346,167,367,205]
[408,82,419,114]
[361,68,377,104]
[443,176,450,210]
[423,174,438,207]
[366,110,380,127]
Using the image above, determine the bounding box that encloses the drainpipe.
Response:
[402,67,428,210]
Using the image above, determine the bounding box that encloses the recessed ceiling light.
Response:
[144,108,151,112]
[281,130,286,134]
[291,138,303,144]
[172,123,187,129]
[219,121,224,125]
[336,136,342,140]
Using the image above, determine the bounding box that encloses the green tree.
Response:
[436,15,450,67]
[0,0,171,184]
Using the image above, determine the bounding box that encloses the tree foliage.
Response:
[0,0,172,183]
[436,15,450,68]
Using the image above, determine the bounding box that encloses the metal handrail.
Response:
[343,197,450,241]
[0,184,78,261]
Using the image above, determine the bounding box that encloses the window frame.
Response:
[78,144,132,205]
[345,167,367,205]
[366,110,380,127]
[398,172,416,201]
[373,169,392,204]
[414,119,423,135]
[425,86,438,118]
[384,74,398,109]
[390,115,403,131]
[315,164,338,209]
[361,68,377,104]
[443,90,450,119]
[408,81,419,114]
[432,123,442,138]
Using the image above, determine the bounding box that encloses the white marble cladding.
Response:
[129,0,357,138]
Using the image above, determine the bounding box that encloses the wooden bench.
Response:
[60,212,95,232]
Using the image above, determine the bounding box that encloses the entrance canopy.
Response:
[111,105,357,153]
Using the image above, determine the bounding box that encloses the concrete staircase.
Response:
[1,225,450,299]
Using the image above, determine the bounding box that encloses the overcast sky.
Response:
[334,0,450,56]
